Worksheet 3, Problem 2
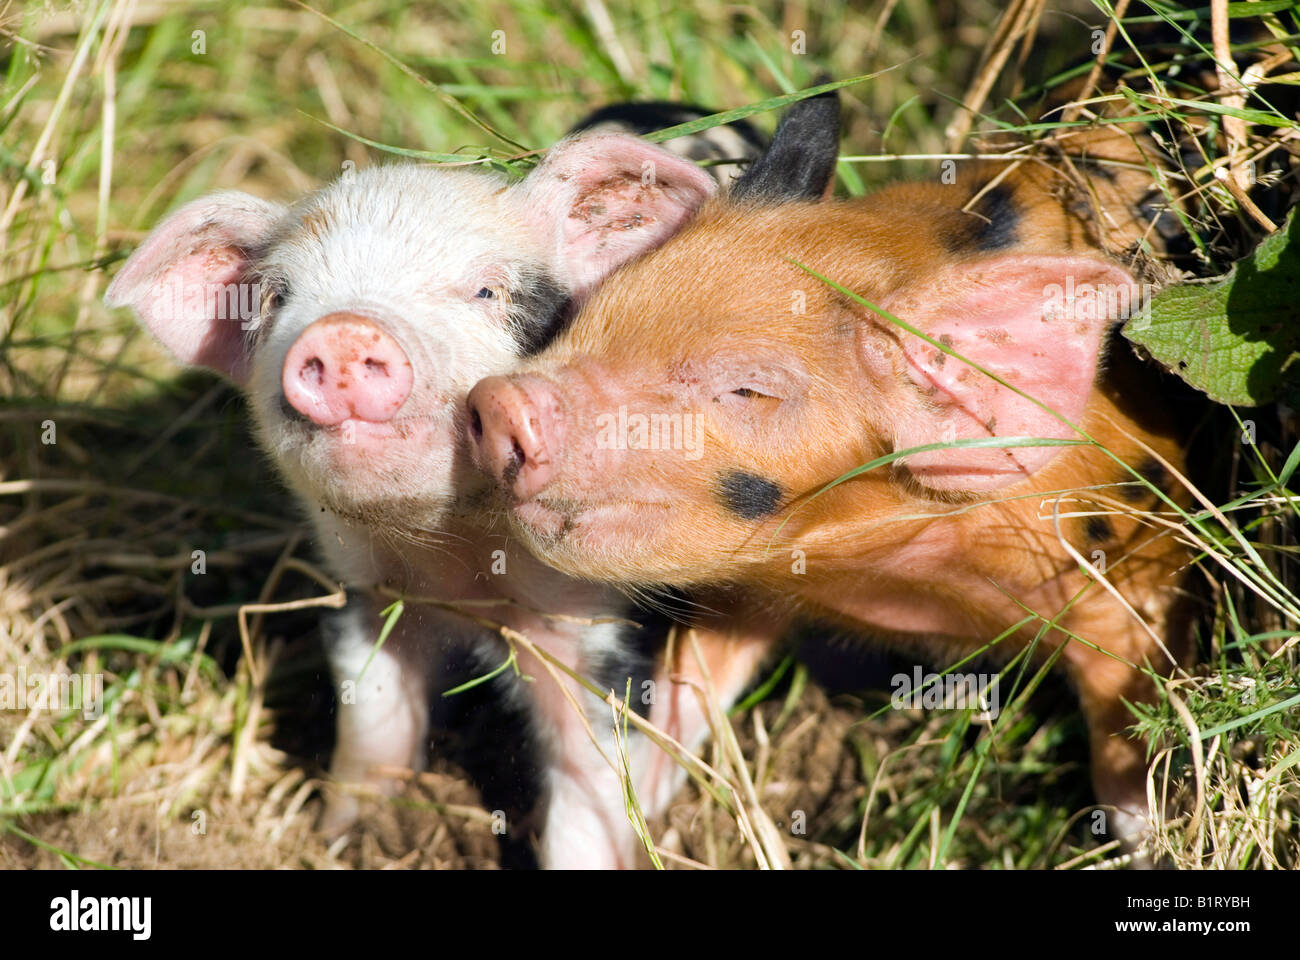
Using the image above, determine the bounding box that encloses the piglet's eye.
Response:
[714,386,784,409]
[475,287,496,299]
[261,281,288,313]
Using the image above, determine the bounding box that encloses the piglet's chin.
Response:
[510,496,677,582]
[279,414,456,513]
[513,499,570,539]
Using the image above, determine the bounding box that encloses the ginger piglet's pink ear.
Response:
[883,254,1140,492]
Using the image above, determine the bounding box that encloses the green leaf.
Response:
[1124,210,1300,406]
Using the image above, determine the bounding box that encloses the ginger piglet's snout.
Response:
[467,375,565,501]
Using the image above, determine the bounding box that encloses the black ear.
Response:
[731,81,841,203]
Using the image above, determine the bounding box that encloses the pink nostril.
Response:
[300,356,325,386]
[282,313,413,426]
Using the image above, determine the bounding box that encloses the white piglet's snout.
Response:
[280,312,415,426]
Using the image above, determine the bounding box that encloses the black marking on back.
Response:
[949,183,1021,252]
[568,101,768,154]
[588,606,674,719]
[1136,456,1169,495]
[716,470,783,520]
[509,268,573,357]
[731,82,840,204]
[1084,515,1114,543]
[1070,157,1117,183]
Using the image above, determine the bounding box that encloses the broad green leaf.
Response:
[1124,210,1300,406]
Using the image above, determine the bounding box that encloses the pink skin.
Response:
[514,135,717,301]
[276,311,438,480]
[468,368,655,542]
[281,312,414,427]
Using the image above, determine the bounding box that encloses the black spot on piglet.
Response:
[1120,456,1169,504]
[944,183,1021,253]
[509,268,573,357]
[1084,515,1114,544]
[716,470,783,520]
[1137,456,1168,493]
[972,185,1020,251]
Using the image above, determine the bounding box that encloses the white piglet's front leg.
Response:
[538,699,637,870]
[485,616,638,869]
[318,591,440,835]
[523,613,780,869]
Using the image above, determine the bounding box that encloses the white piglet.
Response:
[104,107,763,868]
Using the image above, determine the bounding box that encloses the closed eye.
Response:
[708,358,806,412]
[714,386,785,410]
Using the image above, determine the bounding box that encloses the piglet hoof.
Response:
[1108,805,1172,870]
[317,790,363,838]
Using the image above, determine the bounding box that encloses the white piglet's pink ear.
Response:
[883,254,1140,492]
[519,133,717,298]
[104,192,284,384]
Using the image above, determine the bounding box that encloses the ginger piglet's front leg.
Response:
[1061,587,1191,862]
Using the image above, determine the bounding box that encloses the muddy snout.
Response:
[467,375,564,500]
[281,312,413,426]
